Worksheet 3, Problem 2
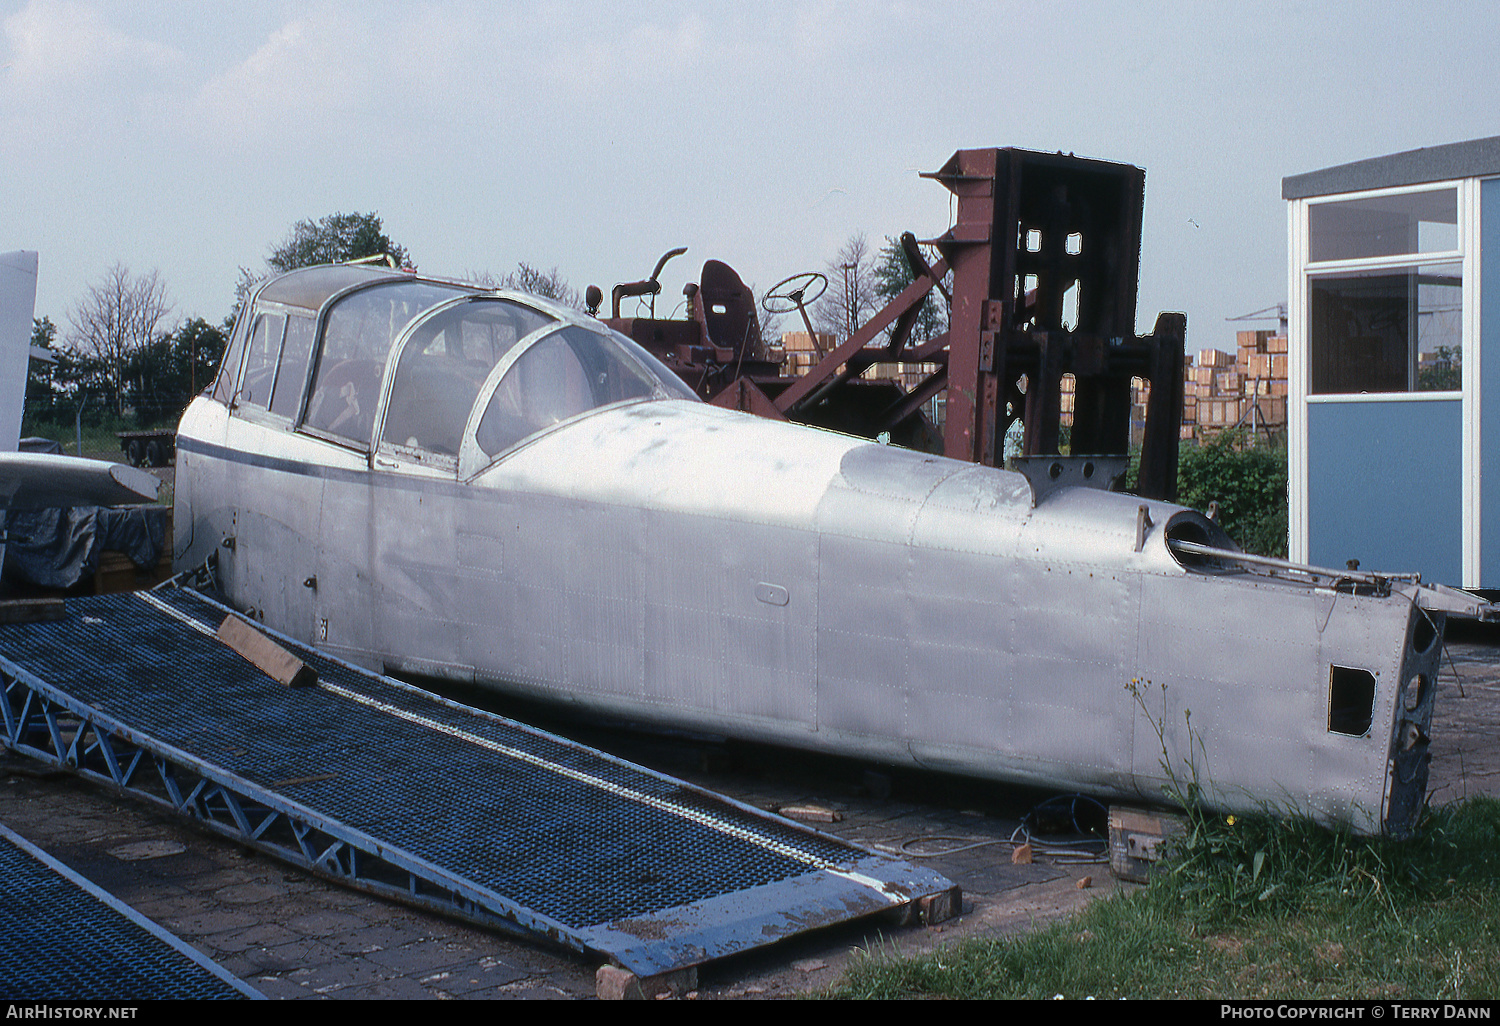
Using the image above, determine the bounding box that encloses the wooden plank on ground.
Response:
[216,615,318,688]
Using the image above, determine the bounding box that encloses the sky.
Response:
[3,0,1498,352]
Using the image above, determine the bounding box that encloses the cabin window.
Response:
[238,313,285,408]
[382,299,555,456]
[1308,188,1457,262]
[211,322,243,405]
[270,314,316,419]
[475,326,659,456]
[1309,265,1462,394]
[305,281,464,446]
[1305,186,1463,396]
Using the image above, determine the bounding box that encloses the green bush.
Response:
[1176,430,1288,558]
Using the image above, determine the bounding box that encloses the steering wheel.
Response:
[762,272,828,314]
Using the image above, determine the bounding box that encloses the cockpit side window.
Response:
[304,281,464,448]
[211,311,251,406]
[381,300,555,457]
[238,313,285,409]
[474,325,660,457]
[270,314,316,419]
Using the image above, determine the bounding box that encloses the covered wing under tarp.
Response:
[2,505,168,589]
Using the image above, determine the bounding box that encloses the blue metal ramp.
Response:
[0,588,957,978]
[0,822,262,1000]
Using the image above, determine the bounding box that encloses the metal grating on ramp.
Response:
[0,822,262,1000]
[0,588,957,977]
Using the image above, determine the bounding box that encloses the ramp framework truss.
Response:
[0,658,556,937]
[0,588,957,977]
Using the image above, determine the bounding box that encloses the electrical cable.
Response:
[893,792,1109,865]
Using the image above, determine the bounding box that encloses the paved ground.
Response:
[1425,622,1500,806]
[3,624,1499,1000]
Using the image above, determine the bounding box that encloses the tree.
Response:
[30,316,54,348]
[122,317,229,425]
[873,235,949,343]
[268,211,410,273]
[499,263,580,308]
[26,317,57,416]
[467,263,581,308]
[51,347,112,422]
[815,232,880,344]
[236,212,413,316]
[172,317,232,398]
[1419,345,1461,391]
[66,264,173,416]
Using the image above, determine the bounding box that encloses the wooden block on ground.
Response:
[595,964,697,1000]
[595,965,643,1000]
[918,885,962,925]
[1108,805,1187,883]
[217,615,318,687]
[777,803,842,823]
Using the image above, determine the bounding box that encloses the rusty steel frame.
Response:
[710,146,1186,500]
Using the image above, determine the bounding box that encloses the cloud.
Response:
[472,8,715,107]
[599,12,707,81]
[185,4,736,154]
[2,0,182,95]
[195,10,380,142]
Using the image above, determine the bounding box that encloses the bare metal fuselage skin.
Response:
[176,269,1438,837]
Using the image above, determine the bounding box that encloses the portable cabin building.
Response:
[1284,136,1500,589]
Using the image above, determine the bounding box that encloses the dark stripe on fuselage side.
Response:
[176,434,481,503]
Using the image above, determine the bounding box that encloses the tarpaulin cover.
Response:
[2,505,167,588]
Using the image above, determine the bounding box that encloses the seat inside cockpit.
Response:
[381,299,553,456]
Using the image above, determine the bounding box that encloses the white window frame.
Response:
[1288,177,1481,582]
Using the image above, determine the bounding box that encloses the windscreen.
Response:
[382,299,556,456]
[474,325,682,456]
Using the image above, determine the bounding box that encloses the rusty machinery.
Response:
[598,255,784,401]
[601,146,1185,500]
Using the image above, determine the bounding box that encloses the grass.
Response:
[822,797,1500,999]
[22,413,174,507]
[22,417,138,461]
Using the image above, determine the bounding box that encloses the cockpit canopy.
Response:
[212,266,696,475]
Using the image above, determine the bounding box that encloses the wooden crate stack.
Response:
[770,326,1289,445]
[776,331,837,377]
[1180,330,1289,442]
[1048,375,1154,438]
[775,332,937,390]
[896,363,940,390]
[1056,376,1157,436]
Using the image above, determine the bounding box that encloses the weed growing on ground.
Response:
[825,683,1500,999]
[822,797,1500,1000]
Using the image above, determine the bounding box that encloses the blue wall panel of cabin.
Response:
[1307,399,1462,583]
